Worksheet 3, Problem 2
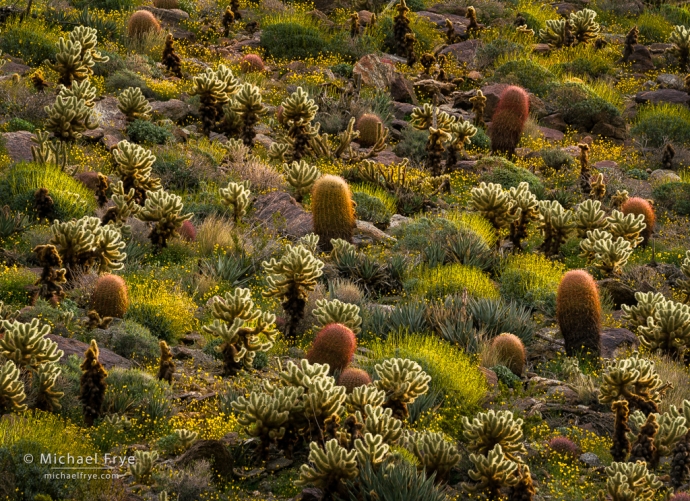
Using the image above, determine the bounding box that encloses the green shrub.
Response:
[260,22,328,60]
[331,63,353,78]
[393,216,462,251]
[152,148,201,190]
[353,191,392,229]
[653,182,690,216]
[0,411,109,501]
[365,332,487,433]
[102,367,173,420]
[110,320,161,362]
[5,118,36,133]
[0,265,35,306]
[627,168,649,180]
[0,163,97,221]
[500,253,565,315]
[127,119,172,145]
[479,157,545,198]
[491,364,521,388]
[476,39,525,68]
[105,69,152,97]
[124,274,197,343]
[493,58,556,97]
[72,0,136,11]
[393,127,428,165]
[554,55,614,79]
[661,4,690,27]
[636,12,674,43]
[540,148,574,171]
[0,18,61,66]
[469,127,490,150]
[632,103,690,148]
[548,82,620,131]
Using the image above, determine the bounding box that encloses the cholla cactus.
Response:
[228,82,266,147]
[31,130,68,171]
[611,190,630,211]
[284,160,320,203]
[638,300,690,359]
[409,103,456,132]
[232,391,290,457]
[137,189,192,249]
[599,354,666,414]
[296,439,358,494]
[538,200,576,256]
[628,409,687,466]
[346,385,386,415]
[574,199,609,238]
[281,86,319,161]
[262,245,324,340]
[60,79,97,107]
[0,360,28,412]
[409,431,461,483]
[203,288,278,375]
[374,358,431,420]
[678,250,690,303]
[312,298,361,334]
[279,359,330,389]
[607,210,646,249]
[354,433,390,466]
[570,8,600,44]
[34,362,64,412]
[464,444,519,498]
[112,140,161,204]
[219,181,251,223]
[470,182,519,235]
[129,450,159,483]
[269,143,291,163]
[507,182,539,249]
[44,90,98,141]
[590,172,606,200]
[102,181,140,239]
[50,216,126,275]
[602,461,662,501]
[470,90,487,128]
[669,25,690,71]
[302,376,347,440]
[49,26,109,87]
[189,65,239,135]
[580,230,632,276]
[446,119,477,167]
[356,404,403,444]
[0,319,63,369]
[622,292,667,333]
[117,87,152,122]
[298,233,320,255]
[462,409,527,461]
[540,19,571,48]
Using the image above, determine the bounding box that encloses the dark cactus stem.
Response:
[611,400,631,462]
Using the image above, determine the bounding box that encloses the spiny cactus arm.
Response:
[569,8,600,44]
[282,86,319,124]
[357,404,403,444]
[0,318,63,368]
[69,26,109,64]
[354,433,390,466]
[303,376,347,421]
[117,87,152,121]
[49,38,88,85]
[374,358,431,413]
[591,235,633,277]
[470,182,519,230]
[129,450,159,482]
[508,182,539,220]
[59,80,97,108]
[574,199,609,237]
[312,299,362,334]
[0,360,28,412]
[231,391,289,441]
[280,359,331,388]
[668,25,690,70]
[189,72,229,102]
[262,245,324,299]
[174,429,198,449]
[464,444,519,494]
[296,439,359,489]
[269,142,291,163]
[346,385,386,415]
[297,233,320,255]
[231,82,266,117]
[137,189,192,226]
[461,409,527,460]
[411,431,461,479]
[654,410,687,457]
[214,64,240,96]
[347,121,389,162]
[34,362,64,411]
[604,461,662,501]
[219,181,251,222]
[621,292,667,332]
[284,160,321,199]
[607,210,646,249]
[579,229,612,264]
[539,18,568,47]
[637,300,690,357]
[92,225,126,274]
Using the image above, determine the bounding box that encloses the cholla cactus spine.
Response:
[638,300,690,359]
[281,86,319,161]
[112,140,161,204]
[581,230,632,277]
[354,433,389,466]
[374,358,431,420]
[313,298,362,334]
[117,87,152,122]
[219,181,251,223]
[569,8,600,44]
[31,130,68,171]
[229,82,266,147]
[296,439,358,493]
[284,160,320,203]
[538,200,576,256]
[137,189,192,249]
[462,409,527,461]
[44,92,98,142]
[34,362,64,412]
[0,360,28,412]
[0,319,63,369]
[677,250,690,303]
[574,199,608,238]
[599,354,664,414]
[507,181,539,249]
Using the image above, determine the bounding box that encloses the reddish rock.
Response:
[440,39,482,66]
[48,334,134,369]
[635,89,690,106]
[1,131,34,163]
[253,191,313,238]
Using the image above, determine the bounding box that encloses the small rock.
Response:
[355,220,396,243]
[538,126,564,142]
[49,334,134,369]
[601,327,639,359]
[628,44,655,72]
[540,113,568,132]
[480,367,498,387]
[253,191,313,238]
[635,89,690,106]
[1,131,34,163]
[307,10,334,29]
[649,169,681,186]
[388,214,411,229]
[594,160,618,170]
[298,488,324,501]
[392,101,416,119]
[532,43,551,54]
[656,73,684,90]
[579,452,602,467]
[171,346,195,360]
[389,73,417,104]
[177,440,234,479]
[546,385,580,404]
[150,99,198,122]
[353,54,396,89]
[649,42,673,54]
[0,61,31,75]
[266,457,293,472]
[439,39,482,66]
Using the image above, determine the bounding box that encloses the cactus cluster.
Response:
[102,181,140,239]
[32,130,68,171]
[464,444,519,499]
[44,83,99,141]
[601,461,661,501]
[313,299,362,334]
[33,244,67,302]
[507,182,539,249]
[669,25,690,71]
[262,245,324,340]
[117,87,152,122]
[284,160,320,203]
[393,0,413,58]
[220,181,251,223]
[540,9,599,47]
[374,358,431,420]
[580,229,632,276]
[80,339,107,426]
[574,199,608,238]
[0,360,27,413]
[279,87,320,161]
[599,353,665,415]
[679,251,690,303]
[621,197,655,245]
[470,182,519,235]
[157,340,175,383]
[607,209,647,249]
[203,287,278,375]
[190,65,240,135]
[138,189,192,249]
[538,200,575,256]
[112,140,162,204]
[49,25,109,87]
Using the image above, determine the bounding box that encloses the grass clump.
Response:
[500,253,565,314]
[260,13,328,61]
[492,57,556,97]
[480,158,545,198]
[411,264,499,300]
[632,104,690,148]
[0,163,97,221]
[0,265,36,306]
[652,182,690,216]
[0,17,61,66]
[127,120,172,145]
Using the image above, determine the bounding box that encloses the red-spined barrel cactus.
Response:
[240,54,265,73]
[92,274,129,318]
[556,269,601,357]
[338,367,371,393]
[306,323,357,374]
[127,11,161,39]
[489,85,529,156]
[548,436,579,457]
[179,220,196,242]
[356,113,383,147]
[490,333,526,376]
[312,175,356,251]
[622,197,655,245]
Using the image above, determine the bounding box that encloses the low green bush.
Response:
[548,82,621,131]
[5,118,36,133]
[152,148,201,190]
[479,157,545,198]
[127,120,172,145]
[0,18,61,66]
[105,69,152,97]
[0,163,97,221]
[500,253,565,315]
[636,12,674,43]
[653,182,690,216]
[353,191,392,229]
[393,127,428,165]
[260,22,328,60]
[110,320,161,362]
[476,39,525,68]
[632,103,690,148]
[0,265,35,306]
[493,58,556,97]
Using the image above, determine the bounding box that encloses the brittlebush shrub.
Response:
[0,265,37,306]
[0,18,61,66]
